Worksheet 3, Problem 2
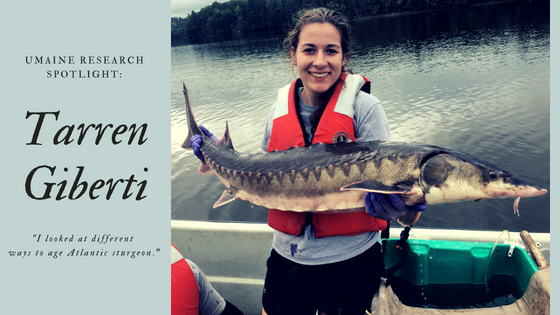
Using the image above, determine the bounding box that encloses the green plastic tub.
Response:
[383,238,538,308]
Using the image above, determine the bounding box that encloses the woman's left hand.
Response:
[365,193,426,221]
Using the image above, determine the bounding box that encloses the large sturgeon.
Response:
[180,83,547,225]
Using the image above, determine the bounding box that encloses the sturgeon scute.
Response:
[180,83,547,224]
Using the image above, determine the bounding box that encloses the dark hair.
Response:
[283,8,353,135]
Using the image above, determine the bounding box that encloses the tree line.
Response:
[172,0,514,39]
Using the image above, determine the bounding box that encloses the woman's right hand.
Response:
[190,125,219,161]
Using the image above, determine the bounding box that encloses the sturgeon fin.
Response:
[216,121,234,151]
[397,210,422,226]
[213,190,238,208]
[341,180,415,194]
[181,138,191,150]
[182,82,203,150]
[197,162,214,175]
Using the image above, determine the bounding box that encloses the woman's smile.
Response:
[309,71,330,79]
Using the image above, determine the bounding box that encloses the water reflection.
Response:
[171,1,550,232]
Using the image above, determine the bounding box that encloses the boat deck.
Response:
[171,220,550,315]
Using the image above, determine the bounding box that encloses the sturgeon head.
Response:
[419,153,547,215]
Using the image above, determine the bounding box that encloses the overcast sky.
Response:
[171,0,219,17]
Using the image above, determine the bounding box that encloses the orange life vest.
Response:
[171,244,200,315]
[266,73,387,238]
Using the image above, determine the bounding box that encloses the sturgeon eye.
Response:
[489,172,497,179]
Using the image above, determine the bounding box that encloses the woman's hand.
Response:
[190,125,219,160]
[365,193,426,221]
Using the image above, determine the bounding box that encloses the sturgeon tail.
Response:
[181,82,203,150]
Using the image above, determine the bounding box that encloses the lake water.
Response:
[171,0,550,233]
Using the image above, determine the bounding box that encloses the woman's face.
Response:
[291,22,346,105]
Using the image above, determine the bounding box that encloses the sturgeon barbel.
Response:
[180,83,547,225]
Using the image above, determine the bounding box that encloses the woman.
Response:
[258,8,425,315]
[191,8,425,314]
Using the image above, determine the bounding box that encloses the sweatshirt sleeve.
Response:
[353,91,390,143]
[259,101,277,152]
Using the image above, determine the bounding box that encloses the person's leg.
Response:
[317,243,385,315]
[262,249,318,315]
